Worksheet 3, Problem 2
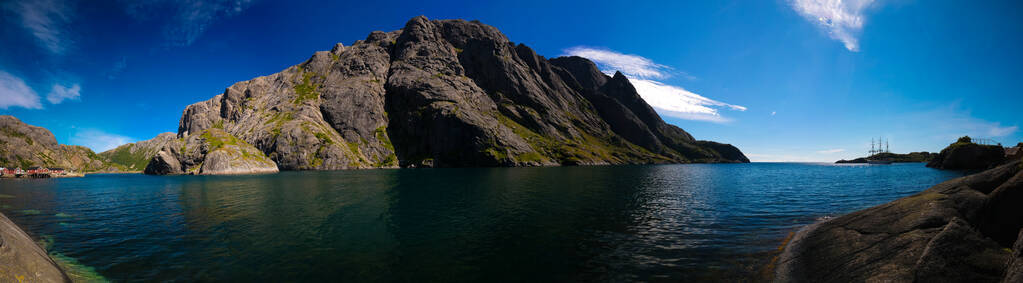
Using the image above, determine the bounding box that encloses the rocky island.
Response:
[150,16,747,174]
[835,151,939,164]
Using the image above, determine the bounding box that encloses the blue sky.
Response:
[0,0,1020,161]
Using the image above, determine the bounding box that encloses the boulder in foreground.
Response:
[0,212,69,282]
[775,160,1023,282]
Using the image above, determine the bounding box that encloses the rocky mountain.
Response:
[98,132,177,171]
[835,151,939,163]
[171,16,748,170]
[775,160,1023,282]
[927,136,1006,170]
[144,128,278,175]
[0,115,116,172]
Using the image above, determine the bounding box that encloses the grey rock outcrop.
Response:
[99,132,177,171]
[775,160,1023,282]
[144,128,278,175]
[0,212,70,282]
[174,16,748,169]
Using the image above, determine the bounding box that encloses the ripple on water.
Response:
[0,163,965,281]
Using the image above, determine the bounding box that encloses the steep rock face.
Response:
[144,128,278,175]
[99,132,177,171]
[175,16,748,169]
[0,115,115,172]
[927,138,1006,170]
[775,160,1023,282]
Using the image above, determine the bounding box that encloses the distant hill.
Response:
[835,151,938,164]
[0,115,115,172]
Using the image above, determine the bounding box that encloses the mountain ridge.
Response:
[163,16,747,171]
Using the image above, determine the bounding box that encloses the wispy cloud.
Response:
[70,129,135,152]
[3,0,73,54]
[121,0,255,47]
[629,78,746,123]
[790,0,875,51]
[816,148,846,154]
[563,47,745,123]
[0,71,43,110]
[563,47,671,79]
[46,83,81,104]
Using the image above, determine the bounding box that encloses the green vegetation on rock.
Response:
[292,71,321,105]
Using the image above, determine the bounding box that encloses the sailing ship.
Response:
[867,137,893,164]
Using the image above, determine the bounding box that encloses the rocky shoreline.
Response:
[774,159,1023,282]
[0,212,69,282]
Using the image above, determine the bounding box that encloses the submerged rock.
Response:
[775,160,1023,282]
[144,128,278,175]
[173,16,748,170]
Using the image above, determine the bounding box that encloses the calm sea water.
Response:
[0,163,963,281]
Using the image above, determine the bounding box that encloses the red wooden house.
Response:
[26,167,49,175]
[48,168,65,175]
[2,167,24,175]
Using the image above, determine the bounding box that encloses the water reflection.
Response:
[0,163,963,281]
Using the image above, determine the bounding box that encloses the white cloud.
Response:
[790,0,875,51]
[629,78,746,123]
[564,46,746,123]
[70,129,135,152]
[771,111,777,116]
[0,71,43,109]
[563,47,671,79]
[988,125,1018,137]
[121,0,255,47]
[816,148,846,154]
[46,83,81,104]
[4,0,72,54]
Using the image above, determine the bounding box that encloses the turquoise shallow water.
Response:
[0,163,964,281]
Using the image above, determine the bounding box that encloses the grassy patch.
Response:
[375,126,394,151]
[315,132,334,144]
[101,145,152,170]
[292,71,321,105]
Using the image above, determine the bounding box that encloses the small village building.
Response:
[48,168,65,175]
[26,167,49,174]
[1,167,25,176]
